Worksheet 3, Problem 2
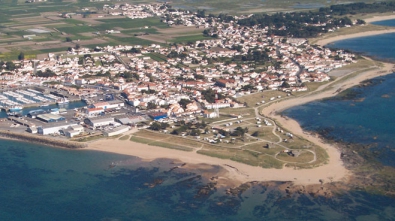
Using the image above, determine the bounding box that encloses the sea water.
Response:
[283,74,395,166]
[1,139,395,220]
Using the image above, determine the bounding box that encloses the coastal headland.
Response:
[87,15,395,189]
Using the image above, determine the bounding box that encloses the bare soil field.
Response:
[157,26,203,34]
[136,34,170,43]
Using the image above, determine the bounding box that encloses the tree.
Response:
[179,99,192,109]
[5,61,15,71]
[252,131,259,137]
[190,129,201,136]
[282,81,290,88]
[147,102,157,110]
[18,52,24,60]
[65,37,72,42]
[149,122,161,131]
[75,44,81,50]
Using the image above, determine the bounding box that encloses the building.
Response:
[148,112,167,120]
[203,110,217,118]
[37,123,78,135]
[84,117,114,127]
[103,125,130,137]
[27,126,37,134]
[63,125,84,138]
[86,107,104,117]
[36,113,66,123]
[115,117,132,125]
[27,109,47,118]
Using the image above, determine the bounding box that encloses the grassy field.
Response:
[237,91,288,107]
[95,17,169,30]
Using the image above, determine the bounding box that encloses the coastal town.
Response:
[0,1,394,180]
[3,0,395,219]
[0,3,357,143]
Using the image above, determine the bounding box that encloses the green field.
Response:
[95,17,169,30]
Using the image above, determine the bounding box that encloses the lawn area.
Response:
[198,145,284,168]
[119,135,130,140]
[145,53,168,62]
[165,137,202,148]
[107,35,155,45]
[237,91,288,107]
[148,141,193,152]
[243,143,285,155]
[122,28,159,35]
[130,136,152,144]
[276,151,315,163]
[57,25,97,34]
[134,130,171,140]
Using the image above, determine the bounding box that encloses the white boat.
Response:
[39,103,49,107]
[56,98,69,105]
[9,105,23,112]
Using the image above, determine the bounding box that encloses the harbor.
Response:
[0,87,82,112]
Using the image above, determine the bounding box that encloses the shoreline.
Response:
[86,137,349,186]
[315,29,395,46]
[314,14,395,46]
[364,14,395,23]
[86,64,394,187]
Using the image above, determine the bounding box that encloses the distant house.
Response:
[215,79,235,88]
[203,110,217,118]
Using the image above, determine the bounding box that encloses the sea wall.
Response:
[0,130,87,149]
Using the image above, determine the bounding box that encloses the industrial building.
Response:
[36,113,66,123]
[63,125,84,138]
[84,117,114,127]
[86,107,104,117]
[37,123,78,135]
[115,117,132,125]
[27,109,47,118]
[148,112,167,120]
[103,125,130,137]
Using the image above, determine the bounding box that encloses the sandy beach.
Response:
[315,29,395,46]
[315,15,395,46]
[87,136,349,186]
[364,14,395,23]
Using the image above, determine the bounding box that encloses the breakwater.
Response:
[0,130,87,149]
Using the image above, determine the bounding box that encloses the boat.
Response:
[8,105,23,112]
[56,98,69,105]
[39,103,49,107]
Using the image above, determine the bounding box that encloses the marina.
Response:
[0,88,81,112]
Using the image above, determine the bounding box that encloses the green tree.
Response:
[18,52,24,61]
[147,102,157,110]
[5,61,15,71]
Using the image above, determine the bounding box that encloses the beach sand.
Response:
[315,29,395,46]
[364,14,395,23]
[315,15,395,46]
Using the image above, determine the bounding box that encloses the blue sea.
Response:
[2,139,395,221]
[3,22,395,221]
